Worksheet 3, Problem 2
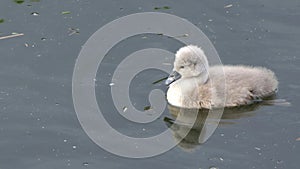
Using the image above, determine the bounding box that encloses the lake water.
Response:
[0,0,299,169]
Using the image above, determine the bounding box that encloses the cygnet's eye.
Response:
[179,66,185,69]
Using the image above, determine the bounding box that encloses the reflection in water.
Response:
[164,102,272,152]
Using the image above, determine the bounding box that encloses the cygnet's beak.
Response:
[165,71,181,86]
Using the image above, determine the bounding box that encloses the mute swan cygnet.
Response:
[165,45,278,109]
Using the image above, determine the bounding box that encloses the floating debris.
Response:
[61,11,71,15]
[13,0,24,4]
[72,145,77,149]
[63,139,68,143]
[82,162,89,166]
[109,82,115,86]
[0,19,4,23]
[173,34,189,38]
[224,4,233,8]
[208,19,213,22]
[152,76,167,84]
[276,160,283,164]
[68,28,80,36]
[154,6,171,10]
[31,12,39,16]
[209,166,219,169]
[41,37,46,41]
[0,33,24,40]
[122,106,128,112]
[254,147,261,151]
[144,106,151,111]
[155,33,189,38]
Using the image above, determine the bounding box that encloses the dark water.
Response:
[1,0,299,169]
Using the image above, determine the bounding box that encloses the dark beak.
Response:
[165,71,181,86]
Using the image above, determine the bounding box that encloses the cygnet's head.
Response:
[165,45,209,85]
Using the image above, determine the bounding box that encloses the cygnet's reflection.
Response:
[164,103,264,151]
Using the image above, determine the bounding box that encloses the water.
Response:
[1,0,299,169]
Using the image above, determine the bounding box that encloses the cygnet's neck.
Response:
[192,72,209,85]
[184,72,209,85]
[167,72,209,108]
[172,73,209,93]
